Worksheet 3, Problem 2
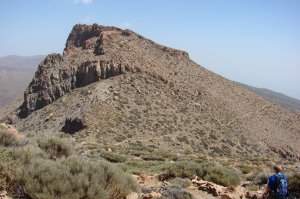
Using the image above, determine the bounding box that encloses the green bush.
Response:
[12,145,47,165]
[203,165,240,187]
[35,133,74,159]
[168,177,191,189]
[154,150,178,161]
[0,131,138,199]
[0,129,17,147]
[141,154,165,161]
[160,185,194,199]
[0,146,15,191]
[253,172,271,185]
[99,151,127,163]
[238,165,255,174]
[162,161,240,187]
[162,161,202,179]
[17,155,138,199]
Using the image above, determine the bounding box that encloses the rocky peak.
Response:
[18,24,189,118]
[63,23,121,55]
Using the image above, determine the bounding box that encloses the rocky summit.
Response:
[1,24,300,160]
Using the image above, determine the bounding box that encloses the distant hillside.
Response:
[0,55,45,68]
[237,82,300,114]
[0,55,45,107]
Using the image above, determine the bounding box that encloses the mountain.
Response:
[237,82,300,114]
[0,55,45,107]
[0,55,45,68]
[1,24,299,162]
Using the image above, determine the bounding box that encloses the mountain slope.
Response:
[0,67,34,107]
[1,24,299,161]
[237,82,300,114]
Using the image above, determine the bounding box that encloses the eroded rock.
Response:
[61,117,86,134]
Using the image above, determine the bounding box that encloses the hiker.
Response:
[262,165,288,199]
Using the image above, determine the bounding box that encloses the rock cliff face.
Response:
[19,24,187,118]
[5,24,299,161]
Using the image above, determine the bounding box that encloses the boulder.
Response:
[61,117,86,134]
[126,192,139,199]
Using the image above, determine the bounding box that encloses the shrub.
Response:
[160,185,194,199]
[162,161,240,187]
[17,155,138,199]
[99,151,127,163]
[1,131,138,199]
[12,145,46,165]
[238,165,255,174]
[162,161,202,179]
[141,154,165,161]
[0,146,15,191]
[35,133,74,159]
[168,177,191,189]
[155,150,178,161]
[203,165,240,187]
[253,172,271,185]
[0,129,17,147]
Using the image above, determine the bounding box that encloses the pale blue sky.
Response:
[1,0,299,99]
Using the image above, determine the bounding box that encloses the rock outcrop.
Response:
[18,24,179,118]
[192,177,261,199]
[19,57,138,118]
[61,117,86,134]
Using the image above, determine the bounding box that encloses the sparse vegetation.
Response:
[0,129,17,147]
[17,156,138,199]
[162,161,240,187]
[238,164,256,174]
[99,151,128,163]
[160,185,194,199]
[35,133,75,159]
[0,146,15,191]
[203,164,240,187]
[168,177,191,189]
[0,132,138,198]
[253,172,271,185]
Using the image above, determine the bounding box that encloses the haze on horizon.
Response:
[0,0,299,100]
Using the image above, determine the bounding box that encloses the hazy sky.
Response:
[1,0,299,99]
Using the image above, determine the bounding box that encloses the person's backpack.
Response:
[274,174,288,196]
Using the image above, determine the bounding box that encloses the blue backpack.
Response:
[274,174,288,196]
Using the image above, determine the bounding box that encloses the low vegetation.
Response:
[3,128,298,198]
[0,129,17,146]
[162,161,240,187]
[0,129,138,199]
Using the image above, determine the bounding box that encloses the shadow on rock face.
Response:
[61,117,86,134]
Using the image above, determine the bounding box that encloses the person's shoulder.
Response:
[269,174,276,179]
[283,174,288,180]
[276,173,288,180]
[268,174,276,183]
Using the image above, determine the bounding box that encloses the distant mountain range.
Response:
[0,55,45,68]
[0,55,45,107]
[237,82,300,114]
